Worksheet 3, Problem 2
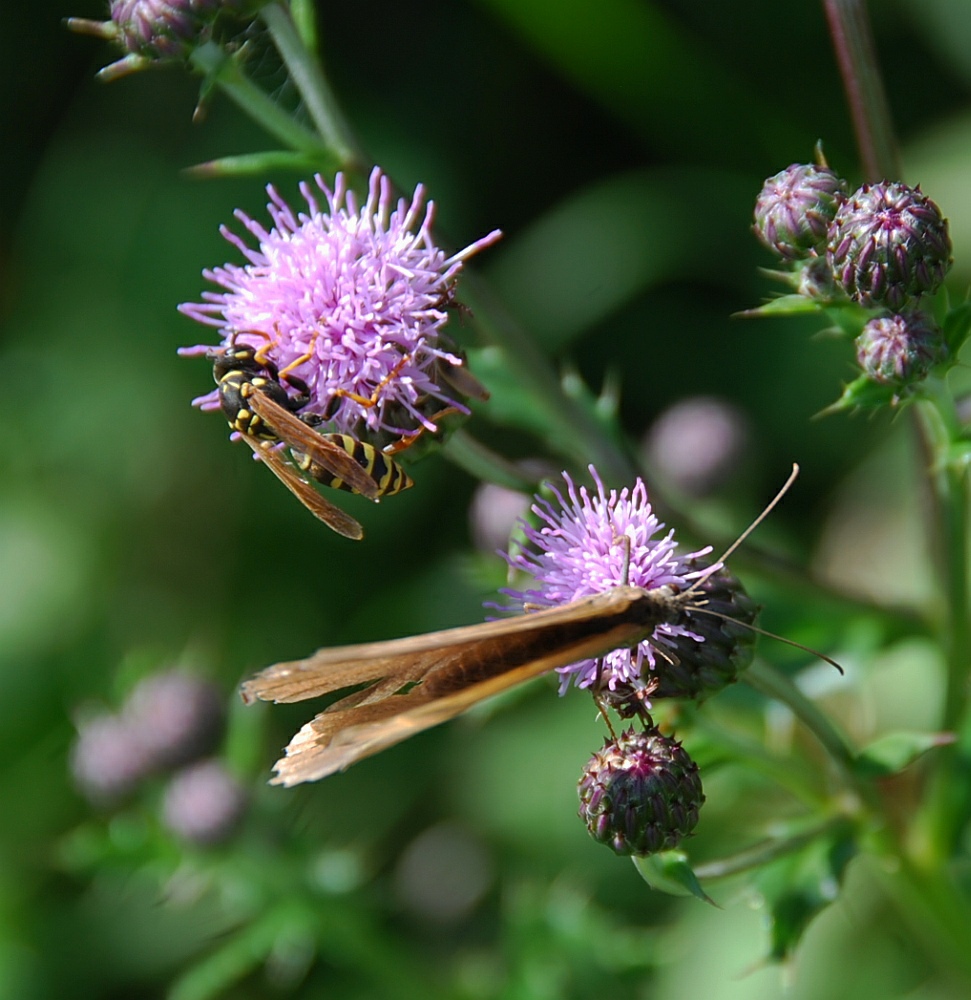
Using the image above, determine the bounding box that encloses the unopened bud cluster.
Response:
[71,669,246,845]
[754,159,952,388]
[578,726,703,857]
[67,0,247,81]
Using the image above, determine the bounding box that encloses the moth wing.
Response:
[247,587,660,785]
[268,643,581,786]
[247,390,381,501]
[242,436,365,540]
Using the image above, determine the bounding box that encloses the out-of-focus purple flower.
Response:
[643,396,749,497]
[499,468,711,694]
[828,181,952,310]
[161,759,247,846]
[856,311,946,386]
[71,711,154,804]
[66,0,244,82]
[122,670,225,770]
[753,163,847,261]
[180,168,502,441]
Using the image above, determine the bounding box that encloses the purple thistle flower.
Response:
[161,759,247,846]
[180,168,502,441]
[499,468,712,694]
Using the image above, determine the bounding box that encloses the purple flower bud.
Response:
[827,182,952,310]
[643,396,750,498]
[180,168,502,445]
[122,671,225,770]
[71,712,154,804]
[67,0,245,81]
[754,164,847,261]
[578,726,704,856]
[161,759,247,846]
[856,311,946,386]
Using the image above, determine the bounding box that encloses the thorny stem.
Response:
[822,0,900,181]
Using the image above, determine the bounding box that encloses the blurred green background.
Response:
[3,0,971,997]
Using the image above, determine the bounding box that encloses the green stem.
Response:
[462,273,636,486]
[190,42,325,155]
[693,817,850,880]
[442,431,539,492]
[822,0,900,180]
[260,2,366,171]
[744,658,860,785]
[912,396,971,861]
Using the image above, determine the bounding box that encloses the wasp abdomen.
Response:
[295,434,413,497]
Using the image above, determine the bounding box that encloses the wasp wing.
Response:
[242,436,365,541]
[246,390,381,501]
[241,587,666,785]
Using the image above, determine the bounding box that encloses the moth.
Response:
[242,465,834,785]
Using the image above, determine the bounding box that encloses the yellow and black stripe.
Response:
[294,434,413,497]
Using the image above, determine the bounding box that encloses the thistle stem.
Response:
[190,42,325,156]
[822,0,900,180]
[744,658,859,783]
[911,397,971,861]
[692,817,850,880]
[260,2,365,171]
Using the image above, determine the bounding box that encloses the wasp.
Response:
[209,344,412,540]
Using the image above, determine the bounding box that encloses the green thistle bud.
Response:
[578,726,704,857]
[827,182,952,310]
[856,310,946,386]
[753,164,848,261]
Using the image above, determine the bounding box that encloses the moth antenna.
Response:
[614,532,630,587]
[681,463,800,598]
[686,603,844,674]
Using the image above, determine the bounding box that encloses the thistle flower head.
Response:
[753,163,847,261]
[66,0,245,82]
[71,711,154,804]
[577,725,704,856]
[827,181,952,310]
[499,468,713,695]
[856,310,946,386]
[180,168,501,442]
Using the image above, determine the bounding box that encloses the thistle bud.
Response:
[827,182,952,310]
[71,712,153,804]
[753,164,847,261]
[578,726,704,856]
[856,311,946,386]
[161,759,247,846]
[67,0,245,81]
[600,561,759,715]
[122,670,225,770]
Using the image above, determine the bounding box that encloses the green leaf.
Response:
[753,828,856,962]
[854,730,955,779]
[632,851,716,904]
[734,294,823,318]
[816,375,902,415]
[943,300,971,356]
[184,150,334,179]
